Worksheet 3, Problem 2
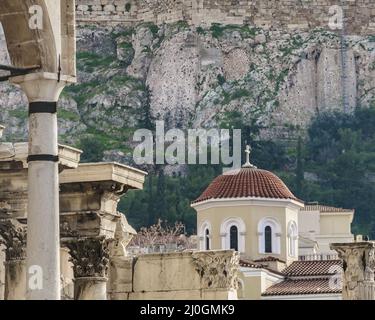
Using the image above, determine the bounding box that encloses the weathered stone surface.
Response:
[74,0,375,36]
[129,290,202,300]
[0,245,4,299]
[133,250,239,294]
[108,256,133,296]
[133,251,202,292]
[4,260,26,300]
[66,237,111,278]
[74,277,108,300]
[331,242,375,300]
[0,219,27,261]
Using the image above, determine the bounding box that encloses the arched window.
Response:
[205,228,210,250]
[287,221,298,257]
[230,225,238,251]
[220,217,246,253]
[257,217,281,254]
[265,226,272,253]
[200,221,211,251]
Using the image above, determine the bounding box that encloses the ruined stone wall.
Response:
[75,0,375,35]
[108,250,239,300]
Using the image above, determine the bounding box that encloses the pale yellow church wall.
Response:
[196,201,299,264]
[299,211,320,236]
[319,214,352,235]
[238,272,262,300]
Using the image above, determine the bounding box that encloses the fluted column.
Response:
[0,219,27,300]
[65,237,110,300]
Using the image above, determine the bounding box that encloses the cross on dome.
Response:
[242,145,257,169]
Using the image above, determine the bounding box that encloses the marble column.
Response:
[13,74,67,300]
[331,242,375,300]
[66,237,110,300]
[0,219,27,300]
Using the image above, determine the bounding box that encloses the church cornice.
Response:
[192,197,304,211]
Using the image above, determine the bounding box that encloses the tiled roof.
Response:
[193,168,299,204]
[262,278,341,296]
[239,259,285,276]
[239,259,264,268]
[254,256,286,263]
[302,204,353,213]
[282,260,342,277]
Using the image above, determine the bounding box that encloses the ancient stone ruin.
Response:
[75,0,375,35]
[0,132,240,300]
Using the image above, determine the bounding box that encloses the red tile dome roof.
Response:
[192,167,300,204]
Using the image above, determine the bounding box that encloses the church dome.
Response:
[193,167,299,204]
[193,146,301,204]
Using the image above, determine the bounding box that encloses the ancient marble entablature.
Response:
[0,128,148,300]
[0,142,82,220]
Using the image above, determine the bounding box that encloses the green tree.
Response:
[78,136,105,162]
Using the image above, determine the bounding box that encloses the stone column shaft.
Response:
[14,75,66,300]
[4,260,26,300]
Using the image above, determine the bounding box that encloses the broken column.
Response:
[331,242,375,300]
[0,219,27,300]
[0,140,28,300]
[107,215,136,300]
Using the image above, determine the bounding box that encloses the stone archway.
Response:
[0,0,75,76]
[0,0,76,300]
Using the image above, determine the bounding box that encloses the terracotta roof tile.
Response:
[282,260,342,277]
[262,278,341,296]
[239,259,264,268]
[254,256,286,263]
[193,168,300,204]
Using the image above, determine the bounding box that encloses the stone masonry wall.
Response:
[75,0,375,35]
[108,250,239,300]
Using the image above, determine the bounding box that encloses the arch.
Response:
[287,220,298,257]
[257,217,281,254]
[220,217,246,253]
[199,220,212,251]
[0,0,76,75]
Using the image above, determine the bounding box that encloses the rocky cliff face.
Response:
[0,22,374,161]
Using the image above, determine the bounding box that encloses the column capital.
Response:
[10,72,75,102]
[66,237,111,279]
[0,219,27,261]
[331,242,375,300]
[192,250,239,290]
